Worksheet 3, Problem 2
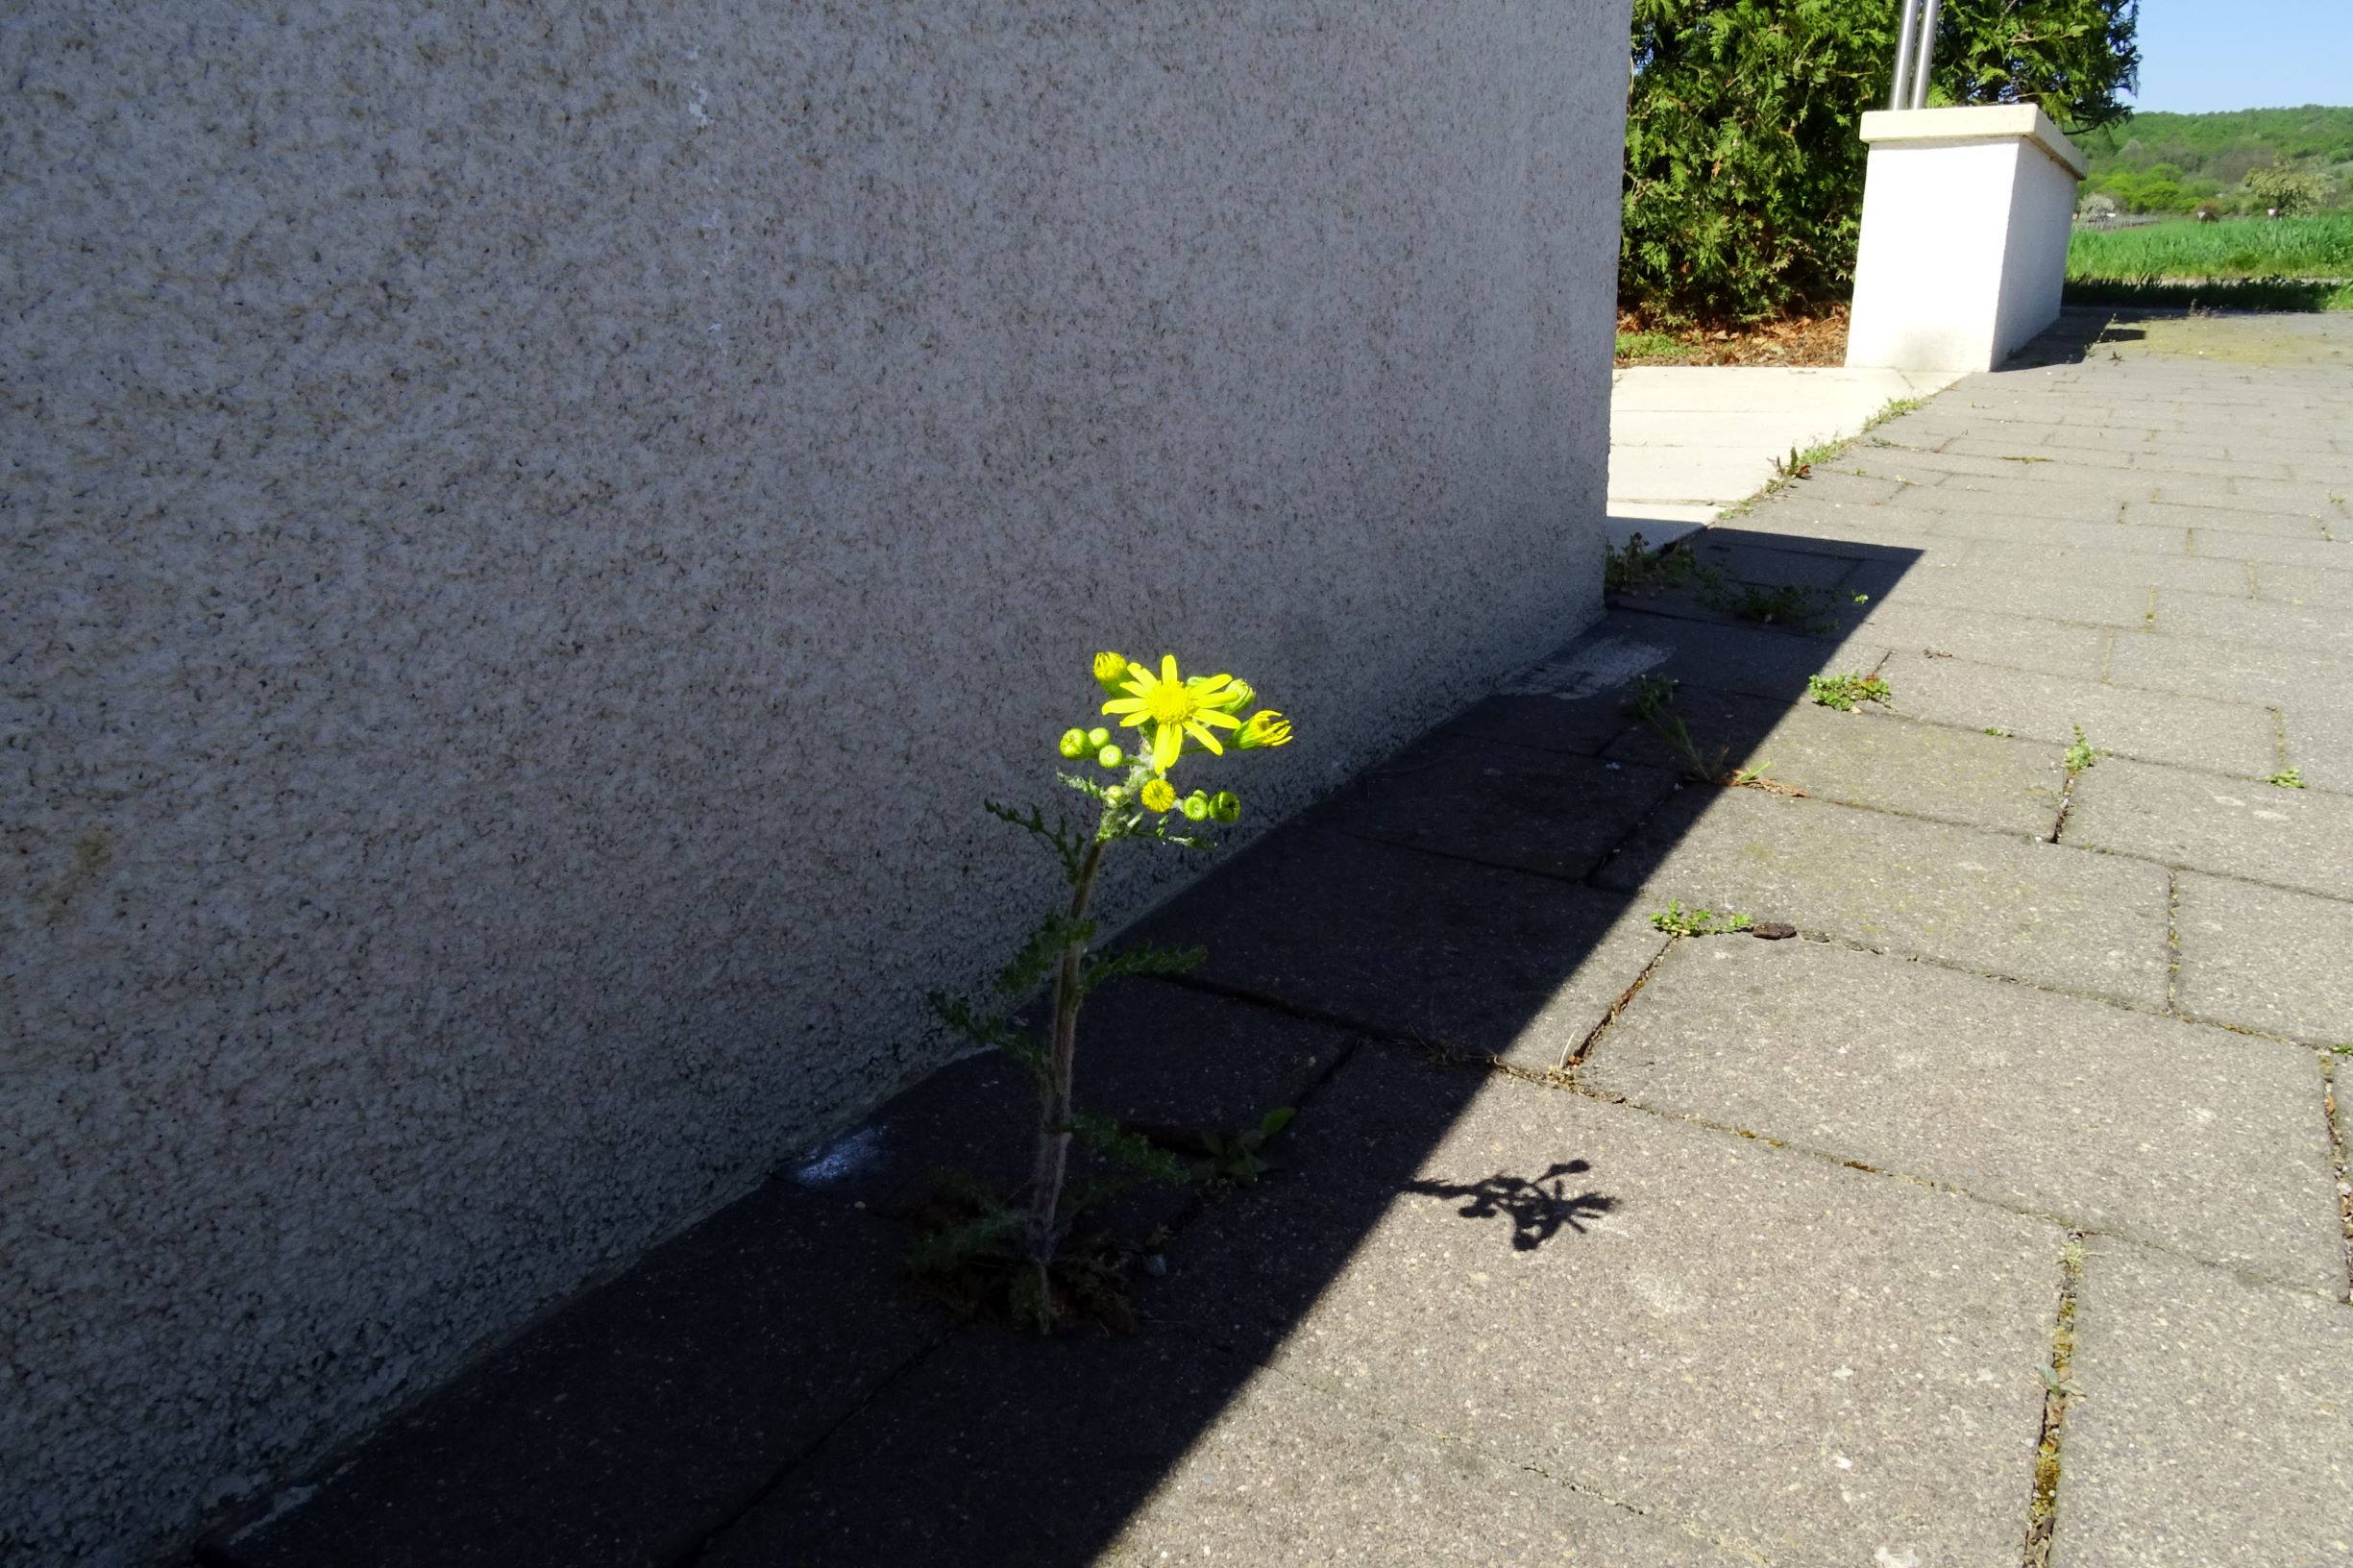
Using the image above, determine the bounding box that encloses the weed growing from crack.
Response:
[2064,724,2099,774]
[1603,532,1696,597]
[2268,768,2306,789]
[1807,672,1891,711]
[1622,676,1802,795]
[1649,899,1754,937]
[1985,726,2014,738]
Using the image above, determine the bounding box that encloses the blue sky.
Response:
[2131,1,2352,112]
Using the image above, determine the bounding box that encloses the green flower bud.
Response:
[1203,677,1255,714]
[1211,791,1240,823]
[1096,744,1125,769]
[1058,728,1089,759]
[1087,726,1111,749]
[1102,785,1126,806]
[1181,791,1212,821]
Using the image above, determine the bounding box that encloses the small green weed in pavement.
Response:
[1985,726,2014,737]
[1604,533,1696,597]
[1650,899,1754,937]
[2268,768,2306,789]
[1200,1107,1296,1186]
[2065,724,2098,774]
[1808,673,1890,711]
[1866,396,1925,429]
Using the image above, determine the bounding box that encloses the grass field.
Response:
[2068,214,2353,282]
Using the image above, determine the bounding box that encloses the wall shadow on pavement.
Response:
[207,527,1928,1568]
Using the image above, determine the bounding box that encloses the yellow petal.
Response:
[1152,724,1182,772]
[1159,652,1179,686]
[1185,721,1225,755]
[1196,709,1242,729]
[1102,698,1148,715]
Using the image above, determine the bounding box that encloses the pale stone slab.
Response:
[1594,789,2171,1005]
[1102,1366,1757,1567]
[1846,601,2112,678]
[1878,650,2280,777]
[1587,938,2344,1291]
[1155,1050,2060,1568]
[2063,756,2353,900]
[2174,871,2353,1046]
[2050,1240,2353,1568]
[2107,625,2353,711]
[1960,541,2253,596]
[2155,587,2353,653]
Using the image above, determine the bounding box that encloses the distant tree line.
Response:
[1622,0,2140,325]
[2075,107,2353,218]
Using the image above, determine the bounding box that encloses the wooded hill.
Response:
[2077,106,2353,214]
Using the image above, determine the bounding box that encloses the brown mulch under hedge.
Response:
[1616,306,1850,368]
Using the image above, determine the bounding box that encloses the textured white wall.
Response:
[0,2,1626,1559]
[1846,107,2085,372]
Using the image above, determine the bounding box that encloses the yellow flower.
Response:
[1102,653,1244,772]
[1233,710,1293,750]
[1139,777,1177,813]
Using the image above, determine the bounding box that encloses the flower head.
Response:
[1058,728,1090,759]
[1233,710,1293,750]
[1210,790,1240,823]
[1139,776,1177,814]
[1181,791,1212,822]
[1102,653,1244,772]
[1092,652,1134,697]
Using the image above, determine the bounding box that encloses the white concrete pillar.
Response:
[1844,105,2087,372]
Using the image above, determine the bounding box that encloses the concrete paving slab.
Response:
[1875,650,2281,778]
[1132,828,1667,1071]
[1593,790,2171,1006]
[2189,527,2353,572]
[2253,559,2353,610]
[1879,510,2182,554]
[1314,738,1676,882]
[2131,501,2333,540]
[1420,691,1638,758]
[2049,1240,2353,1568]
[1586,938,2344,1291]
[1153,1049,2060,1568]
[2281,701,2353,795]
[1604,685,2067,836]
[2106,625,2353,710]
[2156,587,2353,653]
[1959,541,2253,596]
[1523,608,1891,705]
[1606,366,1959,524]
[1686,534,1865,590]
[2174,871,2353,1047]
[1841,601,2113,678]
[2063,756,2353,901]
[1852,565,2152,627]
[1101,1366,1758,1568]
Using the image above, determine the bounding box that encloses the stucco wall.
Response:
[0,2,1626,1559]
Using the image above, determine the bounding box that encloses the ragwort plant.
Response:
[926,652,1293,1330]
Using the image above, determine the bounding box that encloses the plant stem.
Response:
[1023,835,1106,1277]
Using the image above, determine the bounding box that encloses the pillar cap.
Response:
[1859,105,2088,179]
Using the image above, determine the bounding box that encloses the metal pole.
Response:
[1888,0,1922,111]
[1907,0,1943,110]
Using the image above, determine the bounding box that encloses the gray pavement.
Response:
[217,308,2353,1567]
